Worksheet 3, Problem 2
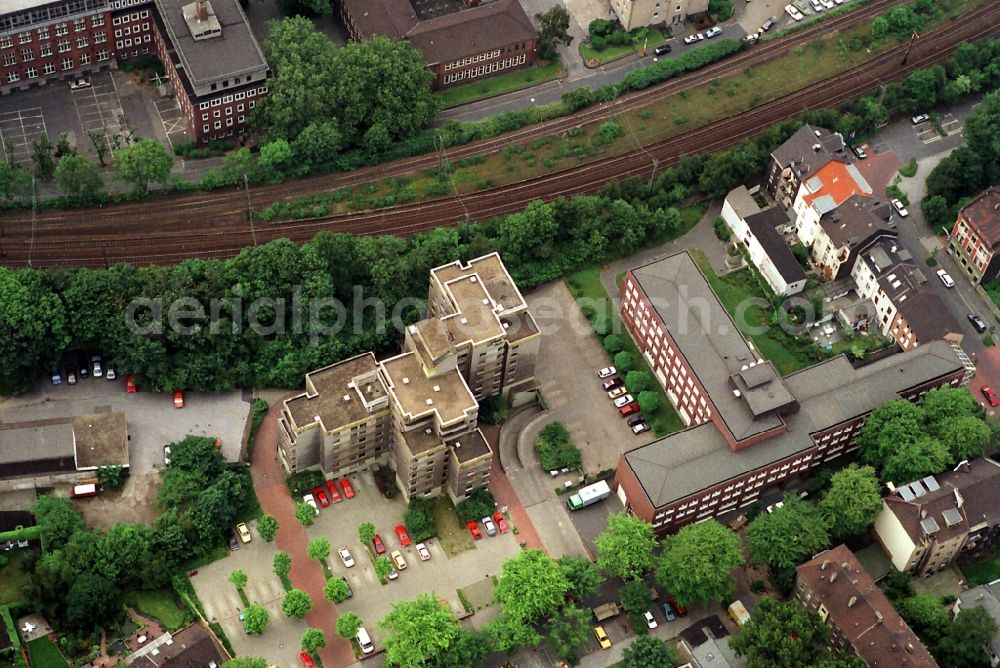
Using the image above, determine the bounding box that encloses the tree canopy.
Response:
[819,465,883,539]
[731,598,859,668]
[657,519,744,607]
[621,635,679,668]
[596,512,658,580]
[746,495,829,569]
[545,603,592,661]
[934,606,999,668]
[494,549,569,625]
[380,594,463,667]
[557,556,604,599]
[282,589,312,618]
[115,139,173,193]
[243,603,269,635]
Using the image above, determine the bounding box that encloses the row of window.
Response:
[4,50,108,81]
[198,87,267,110]
[111,9,149,25]
[1,32,107,64]
[441,54,526,85]
[443,49,501,71]
[116,34,151,49]
[0,13,107,49]
[114,23,149,38]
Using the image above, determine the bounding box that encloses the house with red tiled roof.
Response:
[946,187,1000,285]
[792,160,874,247]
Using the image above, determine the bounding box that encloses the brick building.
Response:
[612,251,972,533]
[947,187,1000,285]
[337,0,537,90]
[278,253,540,503]
[796,545,938,667]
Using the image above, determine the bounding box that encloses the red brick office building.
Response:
[613,251,972,534]
[947,186,1000,285]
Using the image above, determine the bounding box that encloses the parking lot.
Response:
[153,95,191,151]
[0,372,250,474]
[0,107,47,166]
[69,71,131,155]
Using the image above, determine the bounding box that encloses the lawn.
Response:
[960,549,1000,587]
[431,496,475,557]
[579,29,668,66]
[123,588,191,630]
[0,550,32,605]
[28,637,69,668]
[565,267,684,436]
[436,59,566,109]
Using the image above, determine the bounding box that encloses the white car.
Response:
[891,198,909,217]
[643,611,658,629]
[911,113,930,125]
[416,542,431,561]
[785,4,804,20]
[613,394,635,408]
[387,567,399,580]
[482,516,497,536]
[683,33,704,44]
[632,421,650,434]
[69,79,91,90]
[820,0,834,8]
[704,26,722,38]
[339,548,355,568]
[937,269,955,288]
[91,355,103,378]
[163,445,171,466]
[809,0,824,11]
[597,366,617,378]
[302,494,319,515]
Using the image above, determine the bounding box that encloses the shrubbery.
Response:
[534,422,582,472]
[456,489,497,524]
[404,498,437,542]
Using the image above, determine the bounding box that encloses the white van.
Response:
[357,627,374,655]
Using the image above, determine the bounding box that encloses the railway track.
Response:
[2,0,997,267]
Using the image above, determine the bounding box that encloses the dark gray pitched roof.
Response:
[744,207,806,284]
[771,124,852,180]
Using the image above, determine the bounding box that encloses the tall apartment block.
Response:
[278,253,540,503]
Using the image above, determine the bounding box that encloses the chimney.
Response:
[821,560,829,570]
[830,571,838,583]
[848,596,858,607]
[812,143,822,152]
[195,0,208,21]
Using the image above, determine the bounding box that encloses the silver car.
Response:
[482,516,497,536]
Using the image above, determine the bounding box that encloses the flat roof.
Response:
[73,413,128,468]
[0,418,74,466]
[447,428,491,463]
[431,253,526,314]
[284,353,388,433]
[400,426,444,457]
[501,310,540,344]
[624,340,963,508]
[381,352,477,427]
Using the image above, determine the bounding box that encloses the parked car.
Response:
[493,512,509,533]
[766,501,785,513]
[627,414,646,427]
[482,516,497,536]
[394,524,411,547]
[339,478,355,498]
[416,542,431,560]
[761,16,777,30]
[326,479,342,503]
[104,362,116,380]
[91,355,103,378]
[338,575,354,598]
[236,522,251,543]
[597,366,617,378]
[339,547,355,567]
[173,390,185,408]
[911,113,930,124]
[302,494,319,515]
[968,313,988,333]
[466,521,482,540]
[66,364,78,385]
[632,421,651,434]
[387,566,399,581]
[852,145,867,159]
[372,534,386,555]
[299,651,315,668]
[653,43,672,56]
[619,402,640,417]
[643,611,658,629]
[683,33,704,44]
[809,0,824,11]
[163,445,172,466]
[79,359,89,379]
[613,394,635,408]
[704,26,723,38]
[125,374,137,392]
[593,626,612,649]
[668,596,688,616]
[228,530,240,551]
[820,0,834,8]
[602,377,623,391]
[313,486,330,507]
[662,603,677,622]
[982,385,1000,407]
[937,269,955,288]
[51,369,62,385]
[608,386,629,399]
[785,4,804,20]
[391,550,407,570]
[69,78,91,90]
[891,198,909,217]
[744,33,759,43]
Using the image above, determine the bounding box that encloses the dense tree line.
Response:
[24,436,255,633]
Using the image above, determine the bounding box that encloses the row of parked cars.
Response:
[598,366,650,434]
[303,477,356,511]
[51,354,115,385]
[467,512,510,540]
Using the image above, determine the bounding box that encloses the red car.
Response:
[325,479,342,503]
[493,512,509,533]
[668,596,688,617]
[339,478,355,499]
[372,534,386,555]
[299,651,315,668]
[125,374,137,393]
[394,524,411,547]
[983,385,1000,407]
[313,487,330,507]
[466,520,482,540]
[173,389,185,408]
[619,402,640,417]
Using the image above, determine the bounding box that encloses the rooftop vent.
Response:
[314,415,321,422]
[343,394,351,402]
[426,399,434,406]
[830,571,838,583]
[460,318,468,325]
[408,325,417,334]
[814,129,822,137]
[182,0,221,40]
[425,428,432,434]
[482,299,490,305]
[733,389,742,397]
[402,377,409,384]
[821,560,829,570]
[848,596,858,608]
[470,276,478,283]
[812,143,822,152]
[454,441,462,448]
[433,385,441,392]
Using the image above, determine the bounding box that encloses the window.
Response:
[214,121,221,129]
[213,110,220,118]
[223,94,233,103]
[2,52,14,66]
[0,36,11,47]
[79,52,90,65]
[236,103,244,112]
[123,26,130,35]
[55,23,68,37]
[114,29,122,37]
[58,39,70,53]
[203,124,209,132]
[61,57,73,70]
[21,48,32,61]
[141,9,149,17]
[115,41,123,49]
[18,31,30,44]
[74,19,86,31]
[43,62,55,74]
[76,36,88,48]
[113,16,122,25]
[201,113,207,121]
[225,106,232,115]
[7,71,18,83]
[97,50,109,61]
[143,34,150,43]
[95,33,106,43]
[237,115,245,123]
[92,15,104,27]
[235,91,245,100]
[142,22,149,30]
[226,117,233,127]
[36,27,49,39]
[199,101,209,110]
[26,66,36,78]
[124,38,131,47]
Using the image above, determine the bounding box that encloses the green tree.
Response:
[0,161,31,202]
[358,521,376,545]
[115,139,173,193]
[404,499,436,542]
[229,569,247,590]
[657,519,744,607]
[620,578,654,618]
[324,576,350,603]
[546,603,592,661]
[31,135,54,179]
[870,15,889,39]
[625,370,651,393]
[291,120,343,167]
[222,659,269,668]
[819,465,883,539]
[731,598,833,668]
[282,588,312,618]
[0,269,70,395]
[336,612,363,640]
[897,594,948,644]
[259,139,294,178]
[494,548,570,625]
[53,154,103,203]
[881,437,951,484]
[301,627,326,654]
[621,635,679,668]
[614,351,634,373]
[65,572,120,630]
[273,551,291,579]
[534,6,573,60]
[307,537,330,561]
[746,495,829,569]
[295,501,316,526]
[937,415,991,462]
[922,387,978,424]
[375,556,394,581]
[922,194,952,230]
[32,496,85,552]
[638,391,660,414]
[97,465,125,490]
[857,399,926,468]
[487,614,542,655]
[935,606,998,668]
[596,512,657,580]
[557,556,604,599]
[86,129,110,166]
[603,334,624,354]
[381,594,463,666]
[242,603,269,635]
[257,515,278,541]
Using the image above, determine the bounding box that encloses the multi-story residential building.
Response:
[337,0,537,90]
[807,194,895,280]
[947,187,1000,285]
[873,458,1000,575]
[791,161,875,250]
[851,235,962,351]
[612,251,972,533]
[767,124,854,209]
[795,544,938,667]
[609,0,708,30]
[953,579,1000,667]
[278,253,539,503]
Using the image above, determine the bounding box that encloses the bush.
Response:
[456,489,496,524]
[592,315,612,336]
[637,391,660,414]
[404,498,436,542]
[478,394,508,425]
[534,421,582,472]
[609,30,630,47]
[603,334,625,354]
[287,470,325,498]
[614,351,634,373]
[899,158,918,178]
[709,0,734,20]
[625,370,651,394]
[588,18,615,39]
[714,216,731,241]
[590,35,607,52]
